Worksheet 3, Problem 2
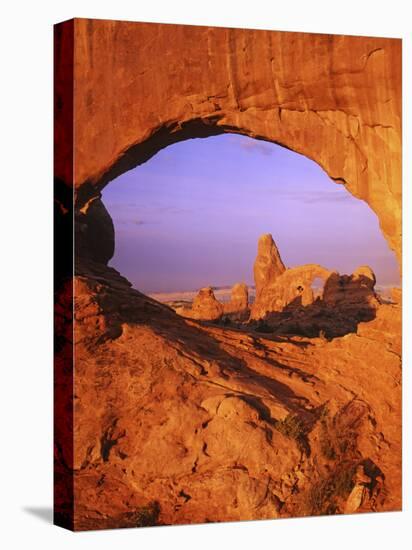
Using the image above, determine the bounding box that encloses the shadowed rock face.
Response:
[75,198,114,264]
[55,20,401,260]
[323,269,379,311]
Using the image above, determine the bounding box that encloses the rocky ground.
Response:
[55,253,401,530]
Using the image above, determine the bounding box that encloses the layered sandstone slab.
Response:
[64,262,401,529]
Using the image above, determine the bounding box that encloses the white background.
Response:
[1,0,410,548]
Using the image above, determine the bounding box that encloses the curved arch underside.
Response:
[56,19,401,260]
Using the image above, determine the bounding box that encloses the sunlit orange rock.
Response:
[252,258,334,319]
[222,283,250,322]
[253,234,286,302]
[63,261,401,529]
[53,19,402,530]
[56,20,401,260]
[323,266,380,315]
[229,282,249,311]
[183,286,224,321]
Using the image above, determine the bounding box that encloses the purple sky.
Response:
[102,134,400,293]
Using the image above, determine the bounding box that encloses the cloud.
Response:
[272,188,353,204]
[227,134,275,156]
[238,139,274,156]
[115,216,150,226]
[300,191,353,204]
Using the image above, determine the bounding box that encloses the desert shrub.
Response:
[132,501,161,527]
[321,440,336,460]
[274,413,311,455]
[275,414,306,440]
[319,406,337,460]
[318,405,357,462]
[306,462,357,516]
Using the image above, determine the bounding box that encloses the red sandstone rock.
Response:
[56,20,402,260]
[250,235,380,338]
[252,261,334,319]
[58,262,401,529]
[323,266,380,313]
[391,287,402,304]
[230,282,249,311]
[75,198,114,263]
[53,20,402,530]
[184,287,224,321]
[222,283,250,322]
[253,234,286,302]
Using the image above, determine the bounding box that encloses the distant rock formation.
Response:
[251,263,334,319]
[179,284,250,323]
[184,287,224,321]
[251,233,380,337]
[223,283,250,322]
[230,283,249,310]
[253,234,286,302]
[323,266,380,316]
[174,233,380,337]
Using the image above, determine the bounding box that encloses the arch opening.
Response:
[74,111,401,272]
[87,133,400,337]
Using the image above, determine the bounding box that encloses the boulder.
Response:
[188,287,224,321]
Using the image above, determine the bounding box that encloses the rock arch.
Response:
[53,20,403,529]
[55,19,401,263]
